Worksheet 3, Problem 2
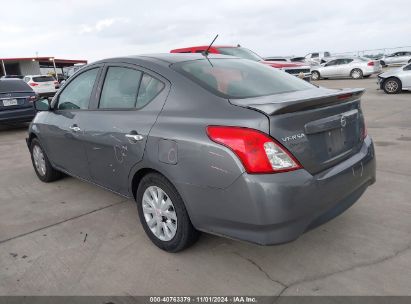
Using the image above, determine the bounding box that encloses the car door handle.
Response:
[125,134,144,141]
[69,125,81,132]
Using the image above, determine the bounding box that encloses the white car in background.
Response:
[311,57,382,80]
[380,51,411,67]
[23,75,58,97]
[378,63,411,94]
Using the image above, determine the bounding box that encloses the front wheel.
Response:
[136,173,200,252]
[311,71,320,80]
[350,69,363,79]
[30,138,62,182]
[383,78,402,94]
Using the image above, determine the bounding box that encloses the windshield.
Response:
[216,47,262,62]
[172,58,314,99]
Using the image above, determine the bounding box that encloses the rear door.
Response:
[82,63,169,195]
[41,66,102,179]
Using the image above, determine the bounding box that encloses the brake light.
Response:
[337,93,353,100]
[27,96,37,103]
[367,61,375,66]
[206,126,301,174]
[30,83,39,87]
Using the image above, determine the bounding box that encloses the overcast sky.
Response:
[1,0,410,62]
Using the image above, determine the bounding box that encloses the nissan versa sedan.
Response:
[311,57,381,80]
[27,54,376,252]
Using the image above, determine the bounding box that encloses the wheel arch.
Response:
[383,76,402,88]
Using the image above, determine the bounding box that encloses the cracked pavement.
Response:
[0,76,410,295]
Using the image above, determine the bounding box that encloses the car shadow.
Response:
[0,122,30,132]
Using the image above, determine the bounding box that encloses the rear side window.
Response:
[33,76,55,82]
[324,52,331,57]
[99,67,142,109]
[173,58,313,99]
[0,79,32,93]
[311,53,319,58]
[57,68,99,110]
[136,74,164,108]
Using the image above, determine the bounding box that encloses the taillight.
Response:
[206,126,301,174]
[27,96,37,103]
[367,61,375,66]
[30,83,39,87]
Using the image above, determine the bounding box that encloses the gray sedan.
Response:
[27,54,376,252]
[378,63,411,94]
[311,57,382,80]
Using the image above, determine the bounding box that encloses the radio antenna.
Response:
[203,34,219,56]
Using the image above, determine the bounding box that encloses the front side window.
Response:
[404,64,411,71]
[57,68,99,110]
[311,53,319,58]
[99,67,142,109]
[172,58,314,99]
[325,60,338,66]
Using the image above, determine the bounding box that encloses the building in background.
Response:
[0,57,87,80]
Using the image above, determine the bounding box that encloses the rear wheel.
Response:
[30,138,62,182]
[383,78,402,94]
[350,69,363,79]
[136,173,199,252]
[311,71,320,80]
[380,60,386,67]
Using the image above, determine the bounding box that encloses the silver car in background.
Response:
[311,57,382,80]
[380,51,411,67]
[378,63,411,94]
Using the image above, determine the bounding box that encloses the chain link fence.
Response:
[333,45,411,59]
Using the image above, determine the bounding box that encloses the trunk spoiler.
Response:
[229,88,365,115]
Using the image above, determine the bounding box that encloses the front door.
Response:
[321,60,339,77]
[42,67,101,179]
[81,64,169,195]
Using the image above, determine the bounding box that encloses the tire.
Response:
[136,173,199,252]
[380,60,386,67]
[30,138,62,182]
[363,75,371,78]
[350,68,363,79]
[311,71,320,80]
[383,77,402,94]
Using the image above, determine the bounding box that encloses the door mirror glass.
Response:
[34,98,51,111]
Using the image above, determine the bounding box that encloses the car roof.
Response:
[96,53,239,65]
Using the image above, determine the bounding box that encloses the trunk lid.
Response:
[230,87,367,174]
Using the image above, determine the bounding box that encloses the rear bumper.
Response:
[181,137,376,245]
[0,107,36,123]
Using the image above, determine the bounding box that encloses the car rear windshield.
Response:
[216,47,262,62]
[172,58,314,99]
[33,76,55,82]
[0,79,32,93]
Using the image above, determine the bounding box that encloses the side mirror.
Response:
[34,97,52,111]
